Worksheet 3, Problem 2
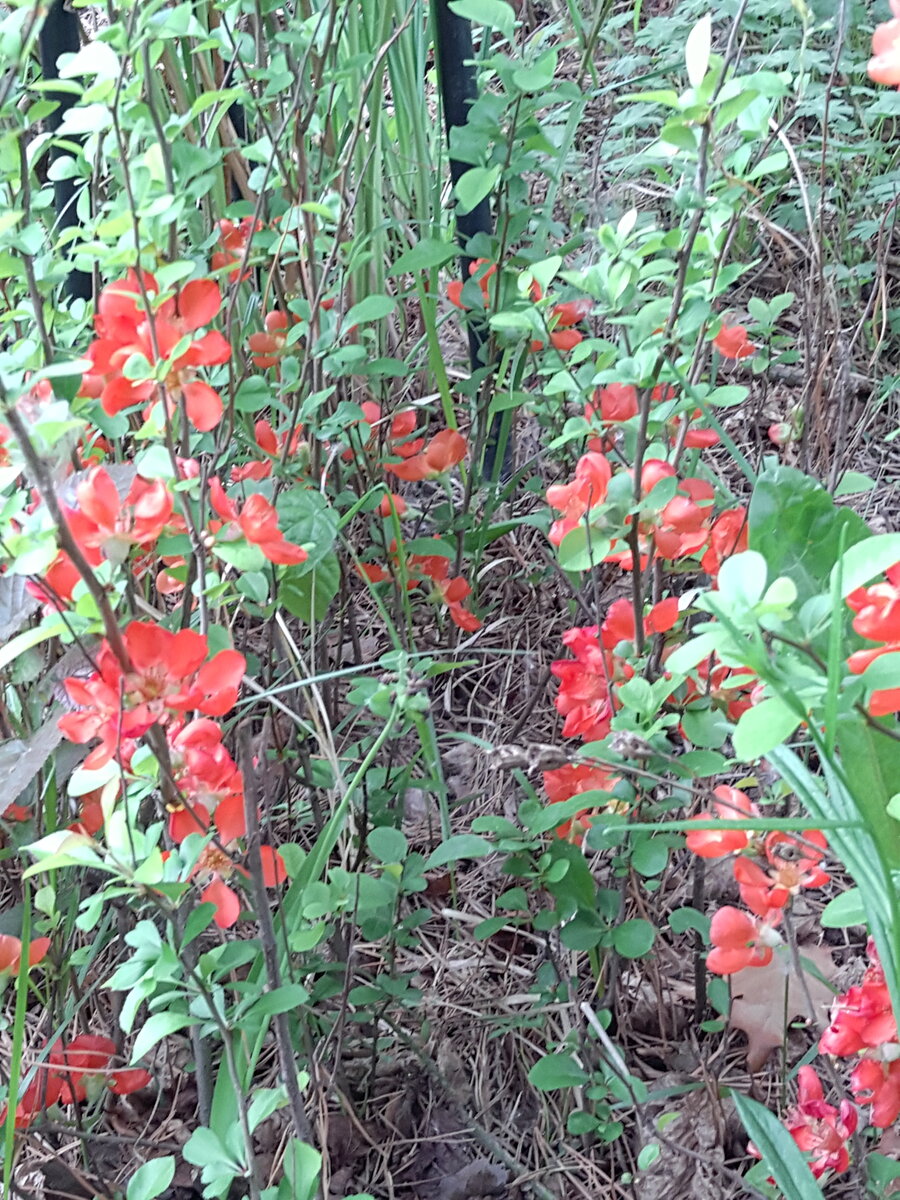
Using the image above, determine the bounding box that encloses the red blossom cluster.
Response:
[820,939,900,1128]
[3,1034,151,1129]
[80,271,230,432]
[59,620,245,768]
[446,259,590,354]
[684,785,828,973]
[750,1066,856,1182]
[847,562,900,715]
[361,542,481,632]
[545,448,747,577]
[586,383,718,451]
[0,934,50,977]
[541,598,680,840]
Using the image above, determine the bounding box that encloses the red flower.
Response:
[190,792,287,929]
[551,297,592,328]
[64,467,174,564]
[749,1067,856,1180]
[589,383,639,426]
[167,718,244,843]
[599,596,679,649]
[869,0,900,88]
[208,478,308,565]
[84,272,231,432]
[248,310,294,369]
[59,621,245,766]
[6,1073,64,1127]
[212,217,262,282]
[385,429,467,481]
[733,831,828,914]
[821,940,897,1056]
[685,785,758,858]
[551,625,633,742]
[713,322,755,359]
[411,552,481,631]
[0,934,50,976]
[851,1057,900,1127]
[546,451,612,546]
[27,550,88,612]
[706,905,781,974]
[700,507,749,579]
[543,762,622,842]
[379,492,408,518]
[653,477,714,561]
[51,1034,151,1104]
[847,564,900,642]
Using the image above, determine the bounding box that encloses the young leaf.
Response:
[685,14,712,88]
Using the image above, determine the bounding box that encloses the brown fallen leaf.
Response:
[729,943,835,1070]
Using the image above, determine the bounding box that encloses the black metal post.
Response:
[434,1,508,479]
[39,0,92,302]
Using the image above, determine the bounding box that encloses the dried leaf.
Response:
[0,573,39,642]
[0,712,65,815]
[729,944,835,1070]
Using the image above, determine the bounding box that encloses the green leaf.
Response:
[732,697,802,761]
[528,1053,588,1091]
[131,1012,196,1063]
[749,464,870,606]
[389,239,456,275]
[833,533,900,598]
[423,834,493,870]
[684,13,711,87]
[183,1127,236,1170]
[836,714,900,869]
[668,906,710,938]
[732,1092,826,1200]
[344,294,396,328]
[277,489,339,570]
[279,551,340,623]
[448,0,516,42]
[834,471,876,498]
[557,526,611,572]
[819,888,866,929]
[245,984,310,1020]
[454,165,500,216]
[613,918,655,958]
[367,826,408,863]
[127,1158,176,1200]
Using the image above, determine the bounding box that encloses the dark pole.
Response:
[434,1,507,478]
[39,0,92,302]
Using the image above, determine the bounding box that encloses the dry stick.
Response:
[238,726,318,1157]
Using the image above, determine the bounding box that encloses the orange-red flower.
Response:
[64,467,174,564]
[706,905,781,974]
[0,934,50,976]
[208,478,308,565]
[551,625,633,742]
[248,310,294,369]
[685,785,758,858]
[749,1067,856,1181]
[188,792,287,928]
[212,216,262,282]
[82,272,231,432]
[59,621,246,767]
[546,451,612,546]
[543,762,622,842]
[385,429,467,482]
[869,0,900,87]
[713,322,755,359]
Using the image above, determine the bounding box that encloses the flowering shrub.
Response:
[1,1,899,1196]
